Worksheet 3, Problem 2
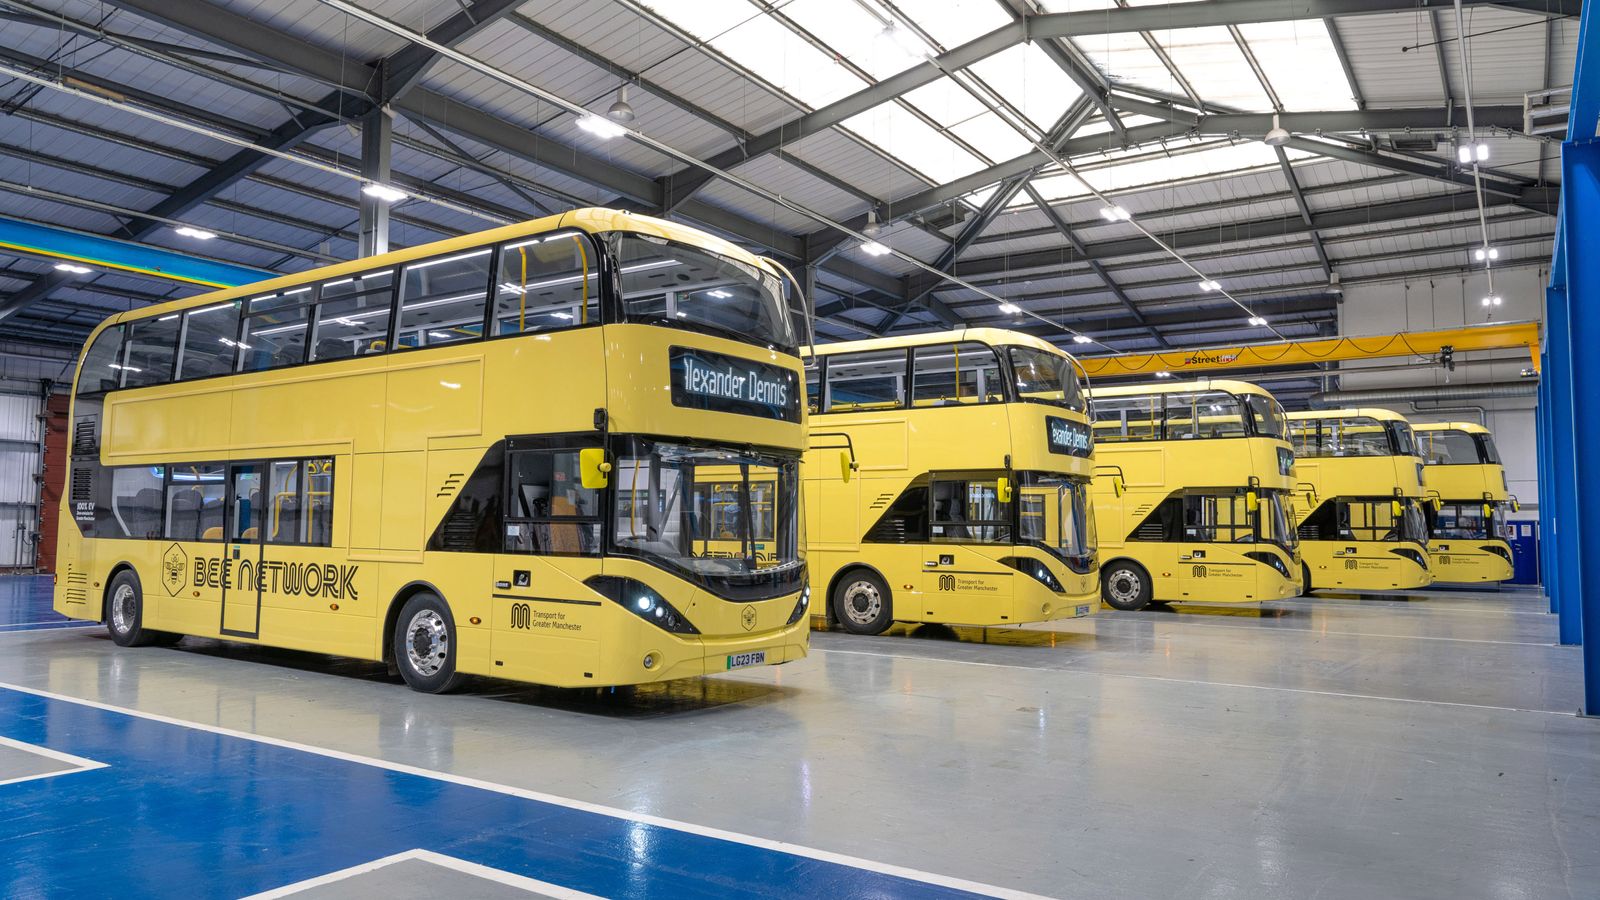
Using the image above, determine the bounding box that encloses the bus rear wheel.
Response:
[1101,561,1152,611]
[105,570,161,647]
[1301,562,1314,596]
[832,570,893,635]
[393,593,465,694]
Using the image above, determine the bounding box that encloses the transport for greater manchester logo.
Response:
[742,606,756,631]
[161,543,186,596]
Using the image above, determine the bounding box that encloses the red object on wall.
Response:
[35,390,68,573]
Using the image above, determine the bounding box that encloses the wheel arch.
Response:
[383,579,449,663]
[101,561,141,622]
[825,562,890,627]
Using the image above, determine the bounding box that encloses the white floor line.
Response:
[0,620,94,630]
[0,733,108,787]
[0,680,1049,900]
[1096,617,1560,647]
[244,848,604,900]
[1279,598,1552,618]
[809,647,1581,718]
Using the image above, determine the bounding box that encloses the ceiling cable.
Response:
[1453,0,1499,310]
[314,0,1102,346]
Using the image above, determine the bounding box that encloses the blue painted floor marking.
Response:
[0,684,1019,899]
[0,575,79,633]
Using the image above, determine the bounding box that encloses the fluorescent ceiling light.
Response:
[54,263,91,274]
[577,113,626,139]
[998,302,1021,314]
[174,226,216,240]
[1248,316,1268,326]
[1072,334,1092,344]
[1481,295,1502,307]
[1100,205,1131,221]
[361,182,408,203]
[1198,280,1221,292]
[707,289,732,299]
[860,240,891,256]
[1473,247,1499,262]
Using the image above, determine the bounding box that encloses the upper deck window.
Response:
[1244,394,1288,439]
[1092,390,1245,442]
[396,249,491,349]
[76,325,125,397]
[177,301,242,381]
[122,313,181,388]
[1418,429,1482,465]
[310,270,395,361]
[494,232,600,335]
[238,288,315,372]
[1292,416,1413,458]
[823,348,907,412]
[609,233,796,354]
[913,343,1002,406]
[1009,345,1086,413]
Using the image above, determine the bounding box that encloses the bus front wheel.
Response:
[393,593,465,694]
[1101,562,1153,611]
[1301,563,1314,597]
[105,570,162,647]
[832,570,893,635]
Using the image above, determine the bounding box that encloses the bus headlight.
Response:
[786,580,811,625]
[1000,557,1064,593]
[1244,551,1292,579]
[586,576,699,635]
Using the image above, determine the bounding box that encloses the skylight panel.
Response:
[779,0,926,81]
[904,78,989,127]
[1146,26,1272,111]
[1072,32,1184,99]
[1236,21,1358,111]
[967,44,1083,132]
[639,0,867,107]
[842,101,986,183]
[949,112,1037,162]
[885,0,1010,49]
[1027,140,1310,204]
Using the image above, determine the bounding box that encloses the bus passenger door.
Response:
[220,463,265,638]
[920,477,1013,624]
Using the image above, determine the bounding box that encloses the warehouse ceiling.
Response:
[0,0,1578,403]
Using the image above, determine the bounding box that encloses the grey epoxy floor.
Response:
[2,584,1595,899]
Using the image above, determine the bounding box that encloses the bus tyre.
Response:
[832,570,893,635]
[393,593,465,694]
[1301,563,1314,597]
[105,570,159,647]
[1101,562,1152,611]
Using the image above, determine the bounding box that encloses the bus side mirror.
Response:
[839,451,854,483]
[579,447,612,489]
[996,476,1013,504]
[1246,490,1260,512]
[1391,499,1404,517]
[1112,478,1124,498]
[1511,497,1521,513]
[1483,503,1493,518]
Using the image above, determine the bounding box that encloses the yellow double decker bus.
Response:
[55,208,812,692]
[803,329,1098,634]
[1287,409,1432,591]
[1087,379,1301,610]
[1414,422,1516,583]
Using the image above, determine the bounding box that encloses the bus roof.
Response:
[806,327,1065,359]
[93,208,777,329]
[1286,407,1412,423]
[1085,377,1275,399]
[1413,421,1490,435]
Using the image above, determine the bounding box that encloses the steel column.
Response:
[1561,145,1600,711]
[358,108,394,258]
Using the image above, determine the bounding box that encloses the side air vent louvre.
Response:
[72,417,97,456]
[1132,520,1165,541]
[70,468,92,504]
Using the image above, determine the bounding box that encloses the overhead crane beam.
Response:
[1077,321,1540,378]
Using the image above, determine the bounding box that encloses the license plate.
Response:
[726,650,767,670]
[1075,605,1091,617]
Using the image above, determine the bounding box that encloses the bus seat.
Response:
[314,338,345,360]
[169,488,203,540]
[548,496,582,553]
[199,498,223,538]
[131,488,164,538]
[202,526,223,541]
[241,527,258,540]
